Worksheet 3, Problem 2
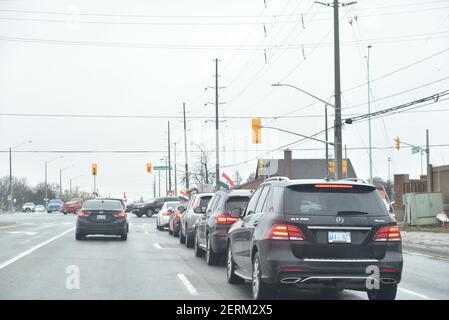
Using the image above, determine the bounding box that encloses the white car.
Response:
[22,202,35,212]
[35,205,45,212]
[156,201,179,231]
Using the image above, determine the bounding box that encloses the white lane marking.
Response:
[398,287,432,300]
[403,250,449,262]
[7,231,37,236]
[154,243,162,249]
[177,274,198,296]
[0,227,74,271]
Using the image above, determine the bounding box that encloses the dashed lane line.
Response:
[177,273,198,296]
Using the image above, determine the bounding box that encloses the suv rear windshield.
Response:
[83,200,123,210]
[224,196,250,213]
[199,196,212,208]
[284,184,388,216]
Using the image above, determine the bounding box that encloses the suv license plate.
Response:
[96,215,106,220]
[328,231,351,243]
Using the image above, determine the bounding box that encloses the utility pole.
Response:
[183,102,189,189]
[174,142,178,196]
[215,58,220,191]
[387,157,392,183]
[367,45,373,184]
[153,176,156,198]
[426,129,430,170]
[325,104,329,178]
[9,147,12,212]
[316,0,356,179]
[167,121,172,192]
[45,161,48,205]
[59,169,62,198]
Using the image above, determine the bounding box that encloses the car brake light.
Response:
[113,211,126,218]
[373,225,401,242]
[264,224,305,241]
[314,184,353,189]
[216,214,239,225]
[78,210,90,217]
[176,212,183,219]
[162,211,173,216]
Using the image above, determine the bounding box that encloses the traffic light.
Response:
[92,163,97,176]
[328,160,335,174]
[146,163,153,173]
[252,118,262,144]
[394,136,400,151]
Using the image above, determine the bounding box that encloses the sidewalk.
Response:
[401,229,449,259]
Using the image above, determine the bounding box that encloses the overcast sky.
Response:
[1,0,448,201]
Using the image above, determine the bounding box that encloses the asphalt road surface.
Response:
[0,212,448,300]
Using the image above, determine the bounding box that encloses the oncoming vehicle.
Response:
[47,199,63,213]
[76,199,129,241]
[195,189,252,265]
[226,178,403,300]
[156,201,180,231]
[22,202,35,212]
[34,205,45,212]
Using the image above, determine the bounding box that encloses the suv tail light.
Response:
[78,210,90,217]
[373,225,401,242]
[113,211,126,218]
[264,224,305,241]
[216,214,238,225]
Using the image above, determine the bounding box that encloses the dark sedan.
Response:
[76,199,129,241]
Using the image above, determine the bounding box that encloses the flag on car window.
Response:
[219,172,235,190]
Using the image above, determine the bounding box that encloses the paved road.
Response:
[0,212,448,300]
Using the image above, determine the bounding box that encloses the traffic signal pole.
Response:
[183,102,189,189]
[167,121,172,191]
[215,58,220,191]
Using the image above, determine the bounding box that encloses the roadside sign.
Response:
[412,146,421,154]
[153,166,172,171]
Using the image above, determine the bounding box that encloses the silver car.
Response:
[179,193,213,248]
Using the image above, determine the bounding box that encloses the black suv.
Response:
[194,189,252,265]
[132,197,185,217]
[226,178,403,300]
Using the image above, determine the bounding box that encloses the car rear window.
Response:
[224,196,250,213]
[83,200,123,210]
[165,202,179,209]
[49,200,62,204]
[199,196,212,208]
[284,184,388,216]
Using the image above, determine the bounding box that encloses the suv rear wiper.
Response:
[337,210,369,215]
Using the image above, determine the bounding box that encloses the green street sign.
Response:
[153,166,172,171]
[411,146,421,154]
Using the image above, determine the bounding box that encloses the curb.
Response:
[0,222,17,229]
[402,244,449,260]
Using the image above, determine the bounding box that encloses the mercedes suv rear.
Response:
[226,178,403,300]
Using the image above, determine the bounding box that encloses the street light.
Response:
[59,165,74,199]
[45,156,63,205]
[271,83,336,178]
[9,140,32,212]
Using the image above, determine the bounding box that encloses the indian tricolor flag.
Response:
[219,172,235,190]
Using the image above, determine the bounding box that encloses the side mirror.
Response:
[230,207,242,219]
[177,205,186,212]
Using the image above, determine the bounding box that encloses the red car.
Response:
[169,201,187,237]
[62,200,83,214]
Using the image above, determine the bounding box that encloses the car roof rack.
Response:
[339,178,367,184]
[264,176,290,183]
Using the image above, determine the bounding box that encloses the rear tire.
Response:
[206,235,220,265]
[146,208,154,217]
[179,228,186,244]
[136,213,143,218]
[194,232,205,257]
[367,284,397,300]
[75,233,83,241]
[252,252,277,300]
[185,230,194,248]
[227,245,244,284]
[121,233,128,241]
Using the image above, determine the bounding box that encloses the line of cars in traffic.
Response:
[22,199,83,214]
[150,177,404,300]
